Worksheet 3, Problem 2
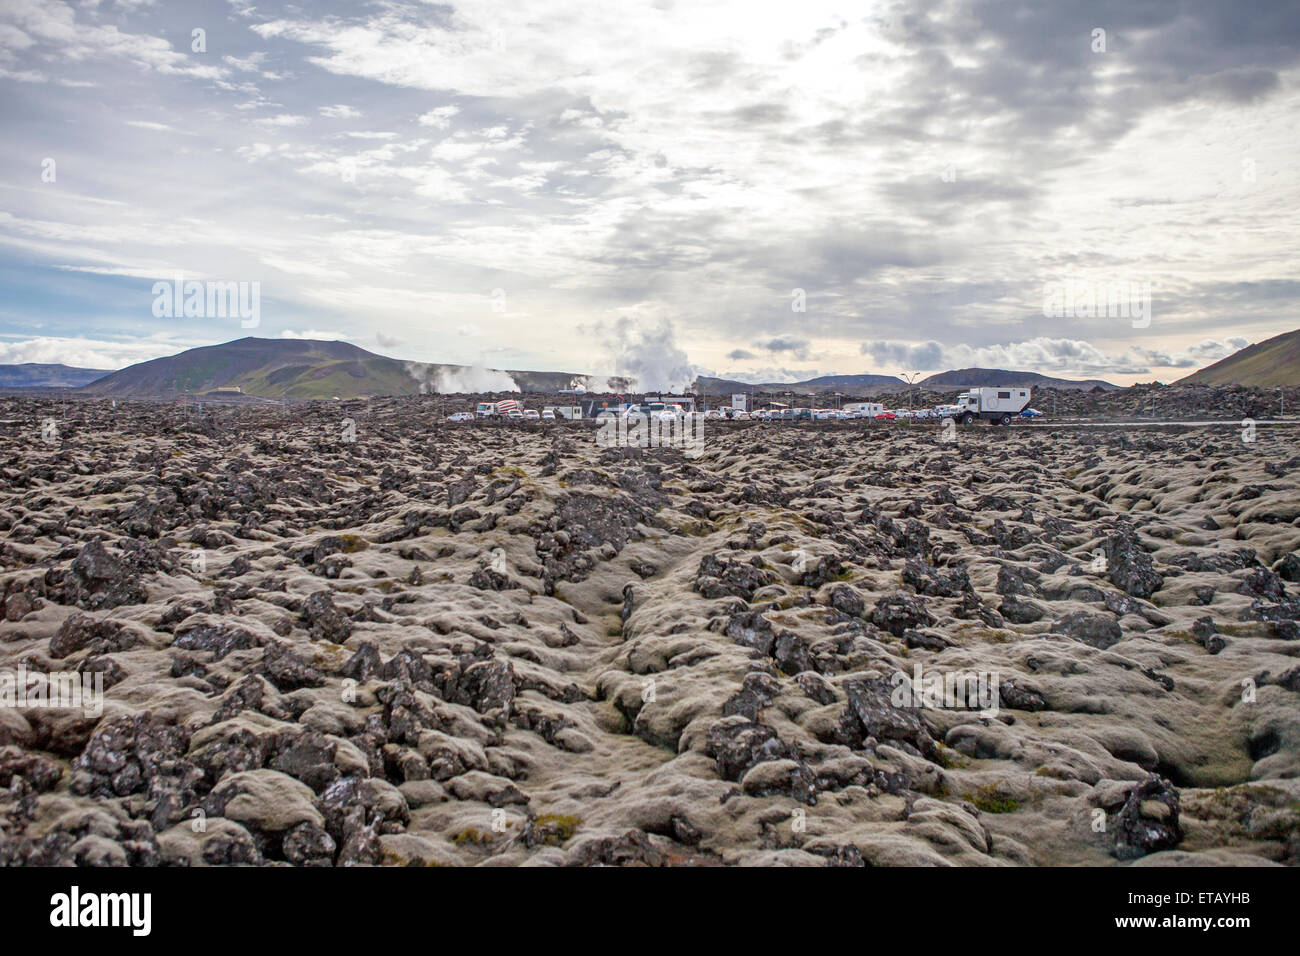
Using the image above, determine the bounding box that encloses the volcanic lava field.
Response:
[1,396,1298,867]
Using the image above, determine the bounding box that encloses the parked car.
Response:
[541,409,555,420]
[874,411,897,421]
[625,402,680,422]
[1020,407,1043,419]
[446,411,474,422]
[732,410,750,420]
[523,409,540,420]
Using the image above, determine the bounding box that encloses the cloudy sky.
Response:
[1,0,1297,387]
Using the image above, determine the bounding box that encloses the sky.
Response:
[1,0,1298,389]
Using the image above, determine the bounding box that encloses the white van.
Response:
[955,387,1032,425]
[843,402,883,418]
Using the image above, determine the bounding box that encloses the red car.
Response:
[874,411,897,420]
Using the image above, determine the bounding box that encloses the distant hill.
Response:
[696,368,1113,395]
[797,373,905,387]
[77,337,584,400]
[919,368,1121,391]
[1178,329,1300,387]
[0,363,112,388]
[695,372,903,395]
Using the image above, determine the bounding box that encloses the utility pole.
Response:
[901,372,922,411]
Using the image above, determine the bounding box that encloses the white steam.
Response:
[596,316,697,393]
[404,362,519,393]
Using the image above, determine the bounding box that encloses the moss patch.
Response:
[532,814,581,846]
[339,533,369,553]
[452,828,493,847]
[966,784,1019,814]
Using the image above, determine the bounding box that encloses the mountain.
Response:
[797,373,905,386]
[1177,329,1300,387]
[919,368,1121,391]
[694,372,903,394]
[0,363,112,388]
[695,368,1113,395]
[77,337,582,400]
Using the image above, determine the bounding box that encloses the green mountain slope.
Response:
[77,337,585,399]
[1178,329,1300,387]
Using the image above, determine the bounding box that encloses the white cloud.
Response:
[0,335,206,370]
[280,329,351,341]
[859,336,1252,379]
[253,113,309,127]
[0,0,1294,384]
[417,105,459,129]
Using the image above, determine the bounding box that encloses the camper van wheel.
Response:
[960,413,975,426]
[999,414,1012,426]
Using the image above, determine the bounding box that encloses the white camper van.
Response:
[954,387,1031,425]
[843,402,883,418]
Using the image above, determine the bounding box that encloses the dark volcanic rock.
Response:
[870,593,936,637]
[837,675,935,757]
[1114,776,1183,860]
[695,553,777,601]
[49,613,136,659]
[1051,610,1123,649]
[707,718,815,803]
[1103,523,1163,599]
[999,594,1048,624]
[904,559,972,598]
[302,590,352,643]
[70,712,195,801]
[174,623,262,660]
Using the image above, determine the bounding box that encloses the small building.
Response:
[642,393,696,413]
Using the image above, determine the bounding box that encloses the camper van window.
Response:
[997,391,1011,399]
